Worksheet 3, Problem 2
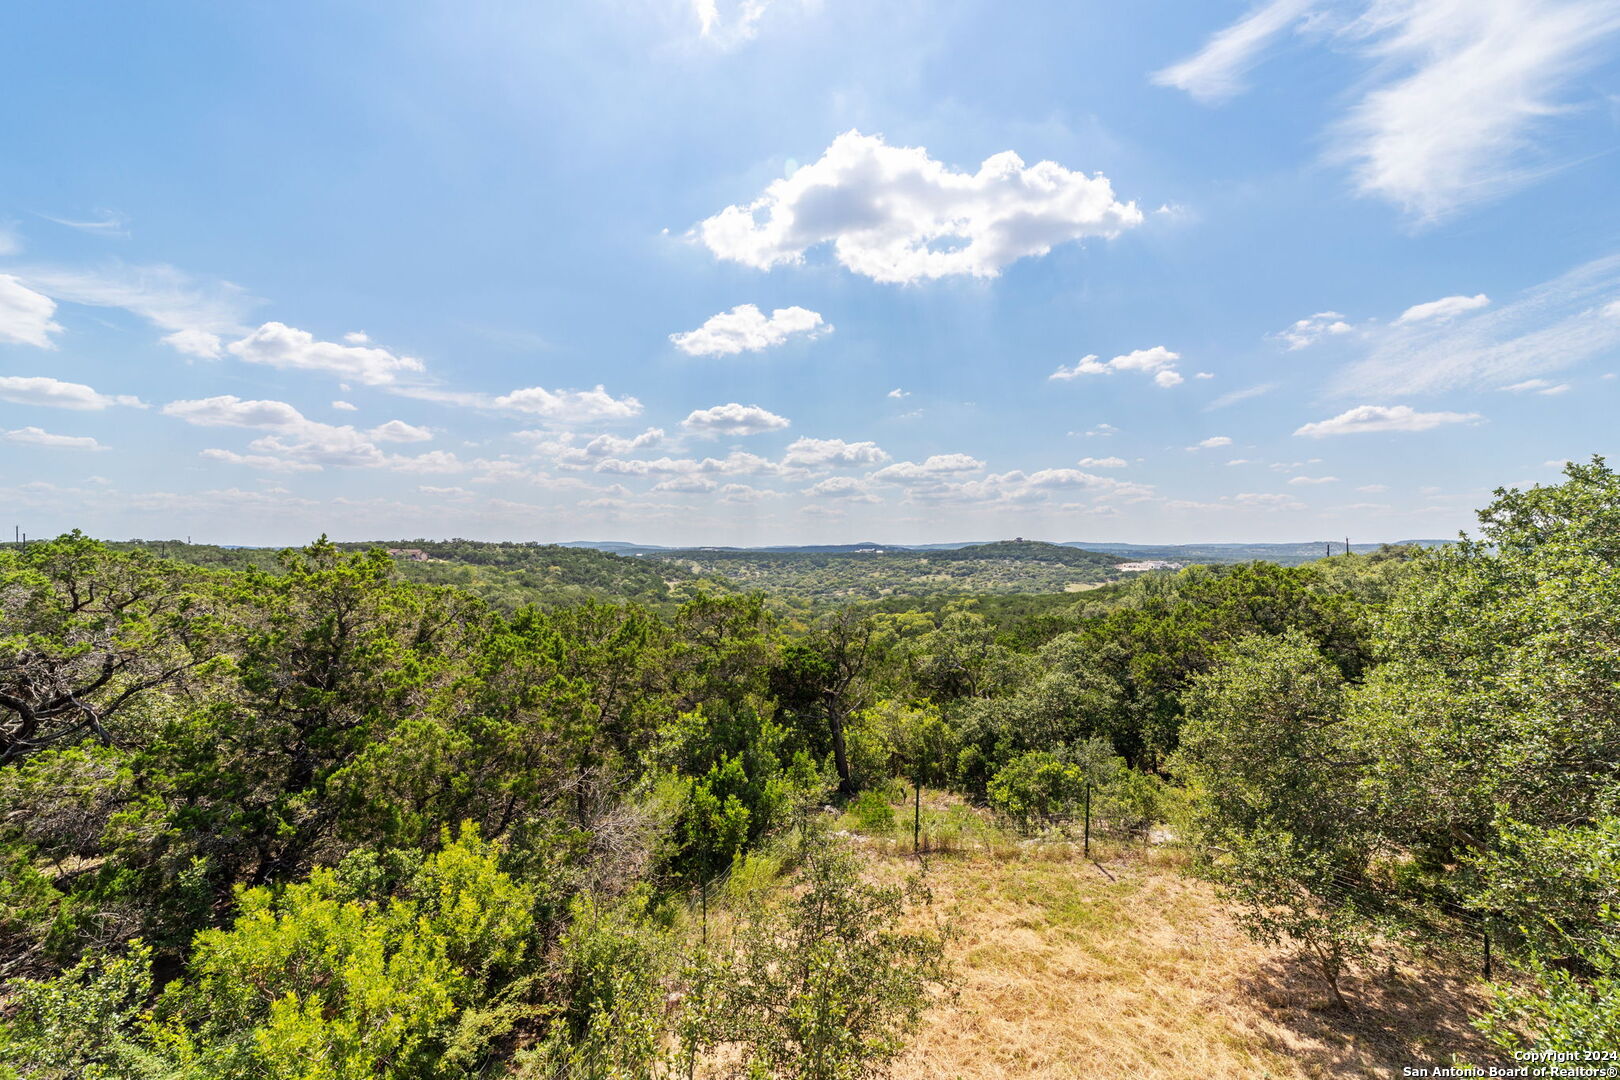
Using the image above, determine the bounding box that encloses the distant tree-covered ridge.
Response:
[56,537,1137,607]
[79,537,722,612]
[649,539,1128,601]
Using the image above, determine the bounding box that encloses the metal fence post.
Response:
[913,781,921,854]
[1083,781,1091,859]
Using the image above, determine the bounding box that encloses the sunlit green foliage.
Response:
[684,837,949,1080]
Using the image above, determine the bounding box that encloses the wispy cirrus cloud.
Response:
[13,262,258,356]
[1205,382,1278,410]
[43,210,128,237]
[0,275,62,347]
[1336,255,1620,395]
[1151,0,1319,102]
[1155,0,1620,218]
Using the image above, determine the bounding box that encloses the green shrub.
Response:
[0,939,155,1080]
[851,789,897,833]
[684,835,950,1080]
[1095,766,1164,837]
[146,825,539,1079]
[986,751,1086,834]
[520,888,678,1080]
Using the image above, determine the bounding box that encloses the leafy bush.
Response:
[144,825,539,1079]
[520,888,679,1080]
[986,751,1086,834]
[1094,766,1165,837]
[1479,914,1620,1055]
[684,835,950,1080]
[0,940,155,1080]
[850,789,897,833]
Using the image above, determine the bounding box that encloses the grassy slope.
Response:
[846,797,1509,1080]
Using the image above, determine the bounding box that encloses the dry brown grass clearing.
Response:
[851,828,1509,1080]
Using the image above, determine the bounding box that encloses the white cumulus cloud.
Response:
[0,375,143,410]
[680,402,791,436]
[163,395,447,471]
[1052,346,1184,387]
[162,396,309,429]
[227,322,425,386]
[580,428,667,458]
[1294,404,1482,437]
[696,131,1142,284]
[162,328,224,359]
[1076,456,1128,468]
[801,476,879,502]
[3,426,105,451]
[594,451,783,478]
[367,420,433,443]
[1277,311,1353,349]
[669,304,830,356]
[1396,293,1491,324]
[651,475,720,494]
[781,437,890,468]
[198,449,323,473]
[493,385,644,423]
[869,454,986,483]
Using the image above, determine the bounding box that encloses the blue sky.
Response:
[3,0,1620,546]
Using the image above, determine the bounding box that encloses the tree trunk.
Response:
[829,707,852,794]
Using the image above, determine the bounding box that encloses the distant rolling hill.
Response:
[644,540,1126,601]
[91,535,1452,611]
[104,538,718,611]
[1061,539,1451,565]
